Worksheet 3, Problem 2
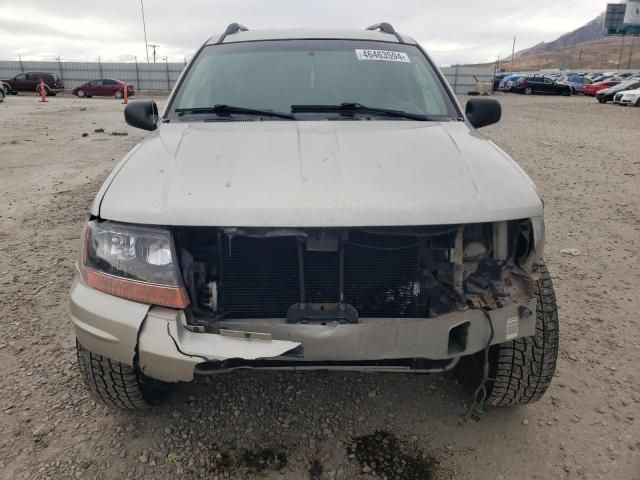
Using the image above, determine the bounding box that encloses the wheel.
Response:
[636,98,640,107]
[76,340,170,409]
[115,90,123,99]
[598,98,606,104]
[0,90,4,102]
[524,87,533,95]
[76,89,85,98]
[456,261,559,407]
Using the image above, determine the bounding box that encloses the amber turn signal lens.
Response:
[82,266,190,309]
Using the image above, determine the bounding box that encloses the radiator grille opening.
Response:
[220,233,421,319]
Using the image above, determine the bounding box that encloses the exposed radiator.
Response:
[220,233,421,319]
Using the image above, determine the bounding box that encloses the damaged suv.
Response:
[70,23,558,410]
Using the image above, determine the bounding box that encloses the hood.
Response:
[95,121,543,227]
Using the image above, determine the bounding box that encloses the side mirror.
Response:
[124,100,158,131]
[465,98,501,129]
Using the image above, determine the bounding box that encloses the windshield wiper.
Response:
[291,102,433,121]
[175,104,295,120]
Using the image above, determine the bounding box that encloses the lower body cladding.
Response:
[71,278,536,383]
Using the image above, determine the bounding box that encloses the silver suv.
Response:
[71,23,558,410]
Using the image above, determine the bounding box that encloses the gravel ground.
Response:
[0,93,638,480]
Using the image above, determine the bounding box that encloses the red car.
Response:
[72,79,135,99]
[583,80,619,96]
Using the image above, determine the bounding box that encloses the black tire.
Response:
[484,261,559,406]
[76,340,169,409]
[598,98,606,104]
[76,89,85,98]
[115,90,123,99]
[0,91,4,103]
[456,261,559,407]
[524,87,533,95]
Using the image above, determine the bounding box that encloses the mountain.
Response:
[516,13,607,58]
[468,12,639,70]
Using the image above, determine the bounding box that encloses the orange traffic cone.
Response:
[39,80,47,103]
[122,82,128,104]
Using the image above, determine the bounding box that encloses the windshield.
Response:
[168,40,459,121]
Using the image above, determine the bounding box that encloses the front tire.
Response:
[77,89,85,98]
[484,261,559,406]
[456,261,559,407]
[76,340,169,409]
[115,90,123,99]
[524,87,533,95]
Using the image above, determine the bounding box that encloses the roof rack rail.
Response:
[366,22,403,43]
[217,23,249,44]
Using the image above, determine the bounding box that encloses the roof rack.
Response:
[217,23,249,44]
[366,22,403,43]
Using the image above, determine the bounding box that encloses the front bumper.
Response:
[70,277,537,383]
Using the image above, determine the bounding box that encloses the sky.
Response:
[0,0,609,66]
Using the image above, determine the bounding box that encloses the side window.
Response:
[89,80,103,86]
[103,80,117,86]
[15,73,26,81]
[26,73,39,81]
[544,78,553,84]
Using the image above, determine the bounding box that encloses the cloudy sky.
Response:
[0,0,608,66]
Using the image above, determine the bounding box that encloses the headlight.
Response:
[80,220,189,308]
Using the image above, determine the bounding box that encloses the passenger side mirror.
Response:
[465,98,501,129]
[124,100,158,131]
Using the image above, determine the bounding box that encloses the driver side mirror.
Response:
[465,98,501,129]
[124,100,158,131]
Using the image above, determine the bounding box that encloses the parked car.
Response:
[597,80,640,103]
[498,74,522,91]
[72,79,135,99]
[615,89,640,106]
[583,80,620,96]
[1,72,64,95]
[512,75,572,95]
[492,73,509,91]
[558,75,592,94]
[71,23,559,411]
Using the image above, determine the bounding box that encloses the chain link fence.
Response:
[0,60,188,91]
[0,60,496,95]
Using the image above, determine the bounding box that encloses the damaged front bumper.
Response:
[70,277,537,383]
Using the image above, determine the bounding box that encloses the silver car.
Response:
[71,23,559,410]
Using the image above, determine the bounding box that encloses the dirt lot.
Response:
[0,93,638,480]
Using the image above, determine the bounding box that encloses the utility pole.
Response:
[617,35,625,70]
[18,54,24,73]
[56,56,64,84]
[577,47,583,69]
[628,36,636,69]
[510,36,516,73]
[140,0,150,64]
[149,44,159,63]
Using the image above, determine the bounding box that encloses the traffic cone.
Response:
[122,82,128,104]
[39,80,47,103]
